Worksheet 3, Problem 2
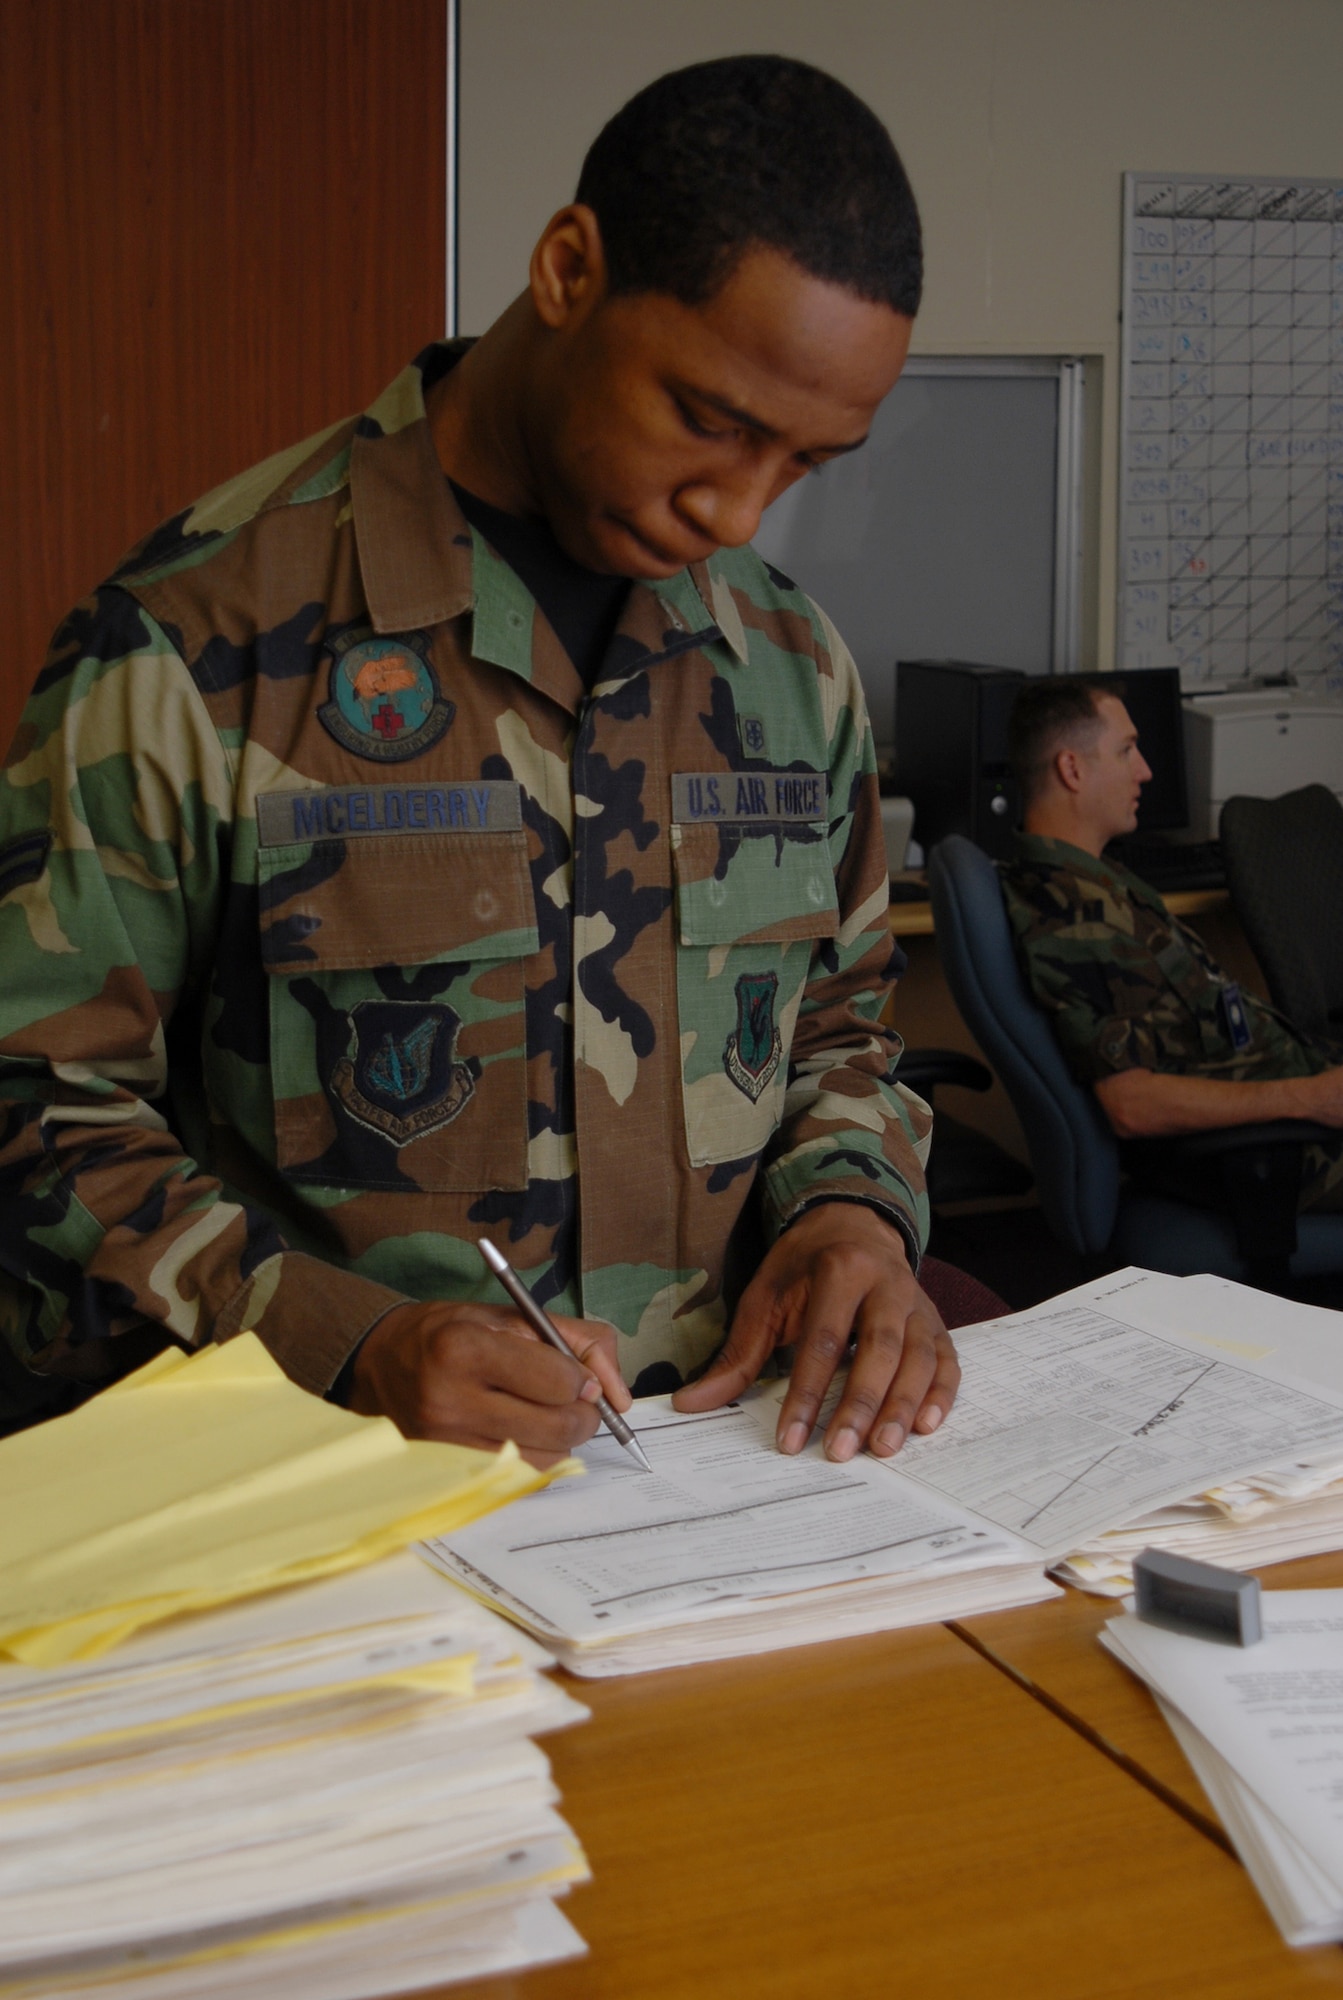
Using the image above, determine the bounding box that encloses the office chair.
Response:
[926,834,1343,1286]
[895,1047,1033,1207]
[1220,785,1343,1043]
[917,1255,1008,1329]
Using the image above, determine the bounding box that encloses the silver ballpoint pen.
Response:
[478,1238,653,1472]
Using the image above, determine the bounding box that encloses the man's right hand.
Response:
[1304,1066,1343,1127]
[347,1300,630,1466]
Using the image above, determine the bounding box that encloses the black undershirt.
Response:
[450,481,629,688]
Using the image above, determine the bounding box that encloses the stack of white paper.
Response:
[0,1555,590,1999]
[1049,1274,1343,1593]
[866,1269,1343,1598]
[1103,1594,1343,1946]
[424,1271,1343,1668]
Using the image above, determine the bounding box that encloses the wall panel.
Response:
[1,0,447,750]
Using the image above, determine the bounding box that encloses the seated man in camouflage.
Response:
[0,57,959,1463]
[1001,677,1343,1204]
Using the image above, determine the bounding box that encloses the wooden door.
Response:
[1,0,447,751]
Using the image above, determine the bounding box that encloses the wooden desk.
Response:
[956,1552,1343,1835]
[450,1620,1343,2000]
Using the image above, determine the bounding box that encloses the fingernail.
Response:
[918,1405,944,1434]
[579,1377,602,1403]
[826,1425,860,1463]
[779,1421,808,1455]
[874,1422,905,1456]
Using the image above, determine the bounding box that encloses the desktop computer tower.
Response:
[893,660,1029,861]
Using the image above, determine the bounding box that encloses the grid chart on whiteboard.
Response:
[1119,173,1343,693]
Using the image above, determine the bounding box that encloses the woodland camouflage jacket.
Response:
[0,342,930,1422]
[1002,831,1332,1085]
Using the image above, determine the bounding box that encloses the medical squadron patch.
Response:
[724,971,782,1101]
[330,1001,476,1144]
[737,714,767,757]
[318,629,454,762]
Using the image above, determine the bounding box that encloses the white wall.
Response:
[458,0,1343,668]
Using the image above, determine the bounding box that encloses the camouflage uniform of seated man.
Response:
[0,57,960,1464]
[1000,676,1343,1209]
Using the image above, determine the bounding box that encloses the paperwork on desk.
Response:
[1043,1271,1343,1594]
[1103,1593,1343,1946]
[0,1332,567,1665]
[424,1389,1058,1674]
[0,1555,591,1998]
[425,1269,1343,1670]
[883,1267,1343,1595]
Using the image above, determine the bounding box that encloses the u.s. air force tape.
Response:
[672,771,828,824]
[256,780,523,846]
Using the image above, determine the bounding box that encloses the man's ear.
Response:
[1054,744,1086,796]
[529,204,608,331]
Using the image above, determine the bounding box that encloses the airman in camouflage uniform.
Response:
[0,339,927,1418]
[1004,833,1341,1089]
[0,58,954,1456]
[1002,684,1343,1211]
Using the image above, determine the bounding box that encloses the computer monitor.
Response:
[1112,666,1189,836]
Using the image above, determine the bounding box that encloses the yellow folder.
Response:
[0,1334,572,1666]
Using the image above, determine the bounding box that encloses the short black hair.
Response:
[575,56,922,316]
[1008,677,1127,806]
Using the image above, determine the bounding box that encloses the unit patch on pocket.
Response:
[723,970,783,1101]
[329,1000,477,1144]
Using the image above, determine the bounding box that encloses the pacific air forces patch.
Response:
[724,971,782,1102]
[318,628,454,762]
[330,1001,476,1144]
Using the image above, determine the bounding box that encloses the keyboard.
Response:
[1104,836,1226,893]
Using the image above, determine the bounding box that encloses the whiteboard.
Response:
[1118,172,1343,696]
[752,358,1083,749]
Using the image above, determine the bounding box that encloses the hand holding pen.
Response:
[480,1240,652,1471]
[346,1258,640,1467]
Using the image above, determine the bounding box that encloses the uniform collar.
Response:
[1012,830,1164,907]
[1012,831,1110,875]
[349,342,476,634]
[348,343,751,684]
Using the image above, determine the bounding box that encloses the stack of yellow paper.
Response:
[0,1333,569,1663]
[0,1340,593,1996]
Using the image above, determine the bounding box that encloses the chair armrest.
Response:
[1121,1119,1338,1271]
[1121,1120,1334,1183]
[1157,1120,1338,1163]
[895,1048,993,1096]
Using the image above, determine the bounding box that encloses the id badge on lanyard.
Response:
[1219,981,1252,1052]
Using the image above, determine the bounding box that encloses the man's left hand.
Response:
[671,1203,960,1461]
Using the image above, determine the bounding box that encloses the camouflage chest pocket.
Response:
[256,783,537,1192]
[671,816,839,1169]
